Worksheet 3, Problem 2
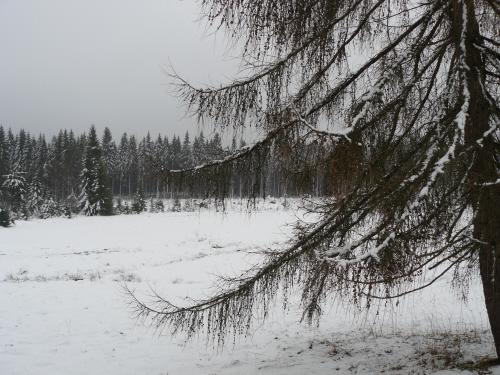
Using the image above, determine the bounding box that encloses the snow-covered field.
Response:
[1,202,499,375]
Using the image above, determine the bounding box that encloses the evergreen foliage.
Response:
[0,207,13,227]
[131,0,500,358]
[39,195,64,219]
[149,197,165,213]
[180,132,193,169]
[1,172,28,220]
[131,185,147,214]
[0,126,9,187]
[123,201,131,214]
[78,125,114,216]
[171,197,182,212]
[27,178,44,218]
[115,197,125,214]
[0,123,297,218]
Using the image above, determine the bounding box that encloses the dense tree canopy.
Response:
[133,0,500,358]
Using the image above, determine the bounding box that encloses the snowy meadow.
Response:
[1,200,499,375]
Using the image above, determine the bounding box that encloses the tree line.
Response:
[0,124,330,223]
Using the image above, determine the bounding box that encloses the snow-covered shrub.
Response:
[62,205,72,218]
[183,199,195,212]
[131,186,147,214]
[39,197,63,219]
[115,197,124,214]
[149,198,164,213]
[171,198,182,212]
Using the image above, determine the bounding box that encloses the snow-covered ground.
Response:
[1,202,499,374]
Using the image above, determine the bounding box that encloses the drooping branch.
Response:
[128,0,500,355]
[306,1,445,118]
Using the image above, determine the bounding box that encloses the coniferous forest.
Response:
[0,124,327,223]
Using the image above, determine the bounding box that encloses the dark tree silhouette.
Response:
[134,0,500,356]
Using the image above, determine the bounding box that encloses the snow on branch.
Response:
[291,105,353,142]
[319,114,459,267]
[321,229,377,258]
[143,119,298,176]
[350,49,415,129]
[454,0,471,135]
[336,232,396,266]
[481,178,500,186]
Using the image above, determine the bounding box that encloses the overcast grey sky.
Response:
[0,0,238,141]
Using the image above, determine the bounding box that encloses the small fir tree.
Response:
[149,196,165,213]
[40,195,62,219]
[27,178,44,218]
[1,172,28,219]
[115,197,124,214]
[171,197,182,212]
[131,185,147,213]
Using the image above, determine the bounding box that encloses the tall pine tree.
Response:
[78,125,113,216]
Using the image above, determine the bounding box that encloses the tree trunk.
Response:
[469,79,500,358]
[462,0,500,358]
[475,188,500,359]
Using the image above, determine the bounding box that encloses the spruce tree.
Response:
[117,133,129,196]
[180,131,193,168]
[192,132,206,166]
[27,178,44,218]
[78,125,114,216]
[171,135,181,170]
[128,135,139,196]
[131,184,147,213]
[102,127,117,194]
[0,126,9,190]
[1,172,27,219]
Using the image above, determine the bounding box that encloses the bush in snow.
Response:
[0,207,13,227]
[39,196,64,219]
[149,197,164,213]
[171,197,182,212]
[183,199,195,212]
[122,201,131,214]
[115,197,124,214]
[131,185,147,214]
